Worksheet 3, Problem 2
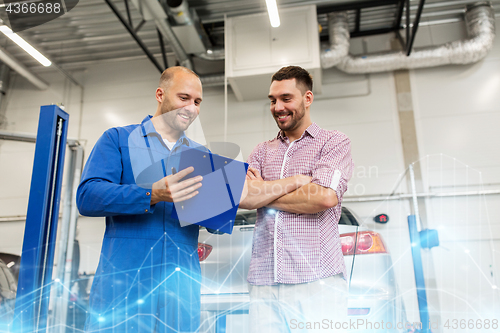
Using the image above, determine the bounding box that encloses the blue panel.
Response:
[171,146,248,234]
[408,215,431,333]
[419,229,439,249]
[13,105,69,333]
[215,314,226,333]
[223,159,248,207]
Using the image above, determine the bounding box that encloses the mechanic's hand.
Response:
[246,167,263,181]
[150,166,202,205]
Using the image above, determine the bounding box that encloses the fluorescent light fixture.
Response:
[0,25,51,67]
[265,0,280,28]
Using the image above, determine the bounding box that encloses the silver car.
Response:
[198,206,407,333]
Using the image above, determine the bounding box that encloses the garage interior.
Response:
[0,0,499,332]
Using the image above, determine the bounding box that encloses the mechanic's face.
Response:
[157,72,202,132]
[268,78,309,133]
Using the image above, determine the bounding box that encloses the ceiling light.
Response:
[0,25,51,67]
[265,0,280,28]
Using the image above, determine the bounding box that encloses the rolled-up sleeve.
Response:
[77,128,155,217]
[311,133,354,201]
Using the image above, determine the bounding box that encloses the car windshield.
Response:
[340,209,359,226]
[233,207,359,226]
[234,211,257,226]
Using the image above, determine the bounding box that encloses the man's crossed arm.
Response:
[239,167,338,214]
[238,168,311,210]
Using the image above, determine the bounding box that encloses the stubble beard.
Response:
[161,103,195,132]
[275,101,306,132]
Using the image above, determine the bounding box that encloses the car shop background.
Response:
[0,0,499,332]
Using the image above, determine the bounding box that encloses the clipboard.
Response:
[170,146,248,234]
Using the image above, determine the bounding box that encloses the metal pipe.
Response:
[158,29,168,69]
[0,129,80,146]
[0,63,10,95]
[395,0,406,34]
[139,0,193,69]
[134,19,147,33]
[322,3,496,73]
[105,0,164,73]
[316,0,400,14]
[0,64,10,123]
[51,146,75,332]
[355,8,361,33]
[124,0,133,27]
[406,0,427,55]
[0,46,48,90]
[343,189,500,203]
[409,163,422,229]
[59,145,84,333]
[406,0,410,47]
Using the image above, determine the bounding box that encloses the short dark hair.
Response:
[271,66,313,94]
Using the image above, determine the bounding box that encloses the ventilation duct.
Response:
[165,0,212,55]
[165,0,193,25]
[131,0,192,69]
[196,47,225,61]
[322,3,496,73]
[320,12,350,68]
[199,73,225,87]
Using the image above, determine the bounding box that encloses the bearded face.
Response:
[272,99,306,132]
[268,79,310,136]
[159,99,198,132]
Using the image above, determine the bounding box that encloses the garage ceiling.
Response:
[0,0,499,73]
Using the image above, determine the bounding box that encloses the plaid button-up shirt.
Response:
[247,123,354,285]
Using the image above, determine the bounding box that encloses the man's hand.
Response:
[246,167,263,180]
[150,167,202,205]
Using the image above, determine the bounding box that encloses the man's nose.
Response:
[274,100,285,111]
[183,102,199,114]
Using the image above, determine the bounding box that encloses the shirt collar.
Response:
[305,122,320,138]
[276,122,320,141]
[140,115,190,146]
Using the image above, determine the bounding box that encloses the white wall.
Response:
[0,17,499,329]
[409,21,500,327]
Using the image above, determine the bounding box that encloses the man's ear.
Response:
[304,90,314,107]
[155,88,164,103]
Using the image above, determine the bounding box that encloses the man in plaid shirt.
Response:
[239,66,354,332]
